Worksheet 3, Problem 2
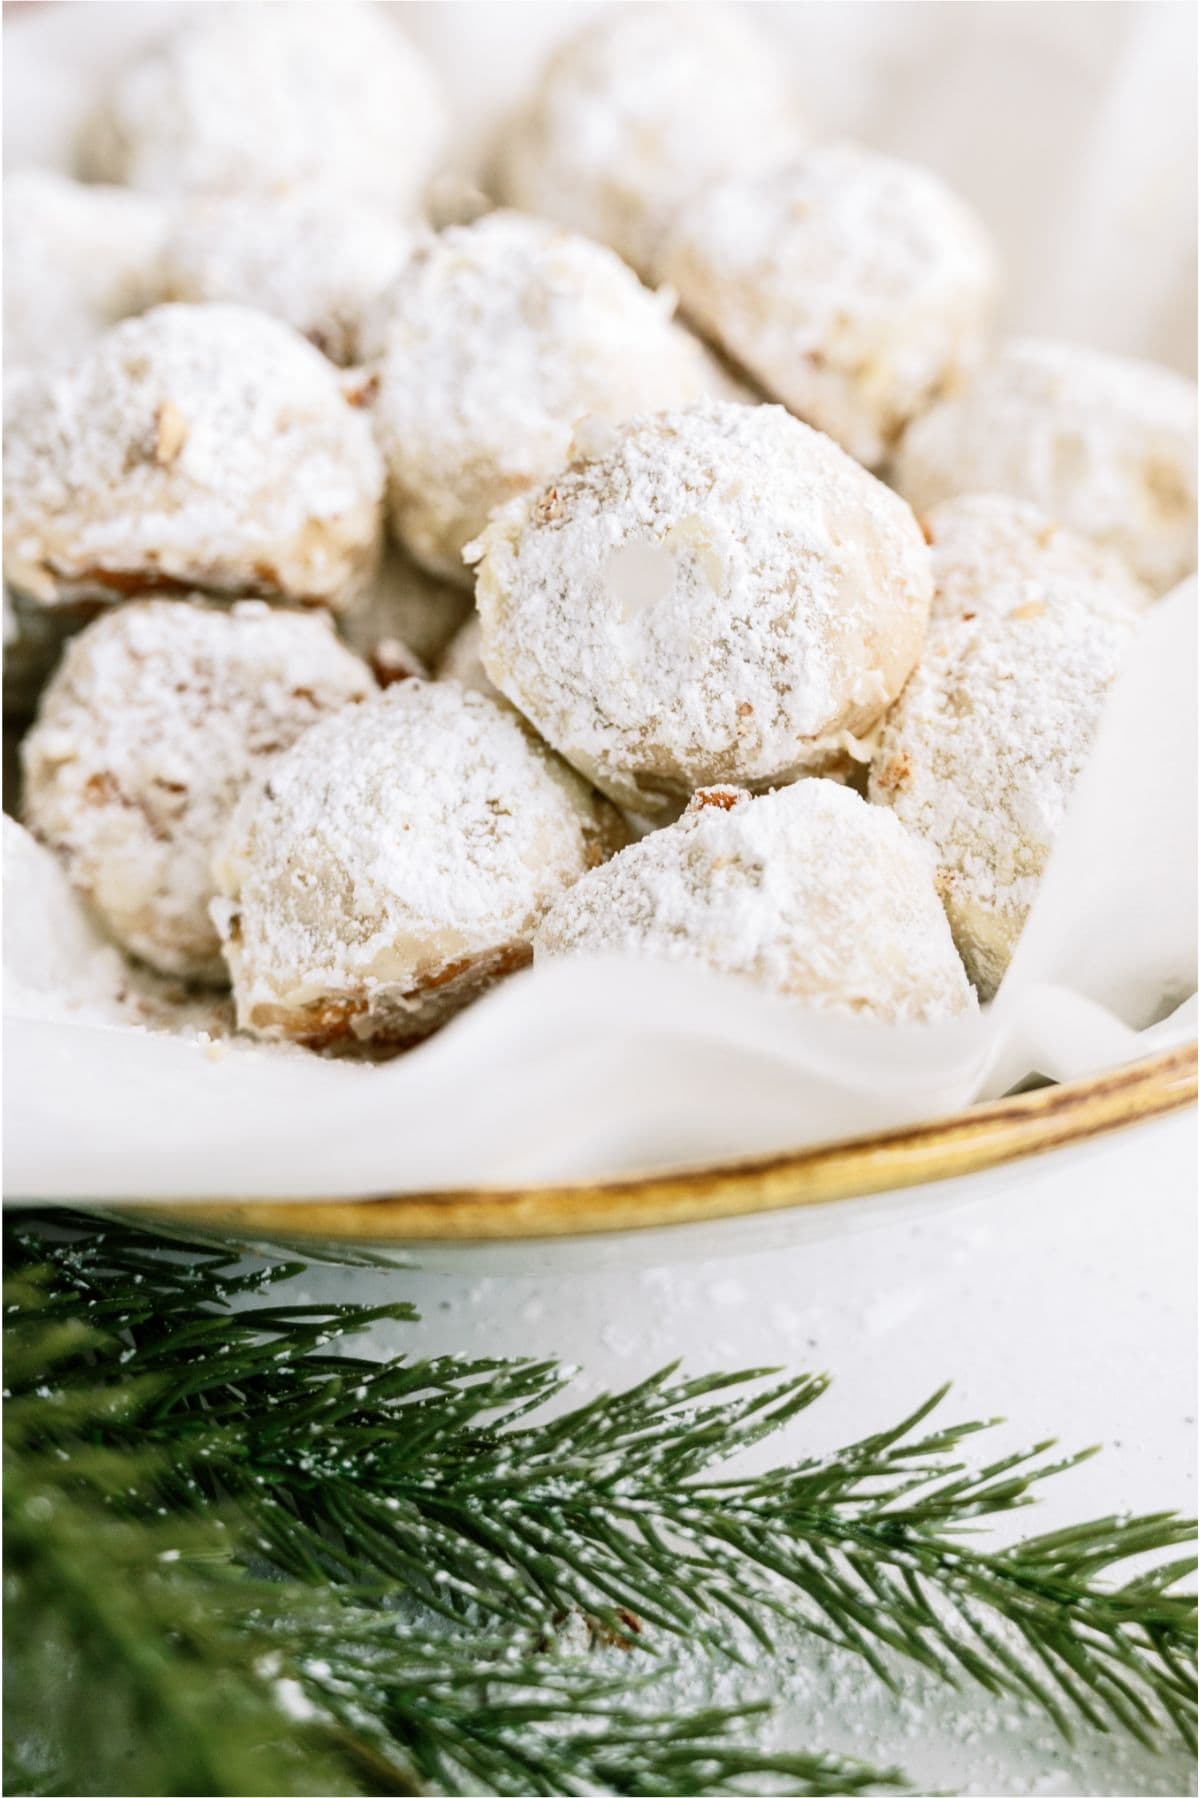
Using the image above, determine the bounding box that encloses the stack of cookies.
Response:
[5,2,1195,1051]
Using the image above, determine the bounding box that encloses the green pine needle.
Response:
[4,1207,1196,1795]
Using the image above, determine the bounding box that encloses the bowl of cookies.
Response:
[4,1,1196,1249]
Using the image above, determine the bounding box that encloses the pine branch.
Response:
[5,1206,1197,1797]
[6,1416,892,1796]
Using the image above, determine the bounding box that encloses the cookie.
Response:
[372,211,725,583]
[537,780,975,1024]
[661,143,996,468]
[21,599,375,980]
[894,338,1197,594]
[4,304,384,612]
[213,680,627,1047]
[869,590,1138,997]
[472,402,932,815]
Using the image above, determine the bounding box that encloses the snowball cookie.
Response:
[212,680,627,1049]
[869,591,1137,1000]
[471,402,933,817]
[3,170,166,373]
[79,2,446,215]
[537,781,974,1024]
[3,304,384,613]
[660,144,996,470]
[155,189,415,367]
[372,211,723,584]
[21,601,375,982]
[893,339,1198,595]
[495,3,802,280]
[923,494,1151,625]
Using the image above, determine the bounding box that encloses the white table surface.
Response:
[277,1110,1197,1797]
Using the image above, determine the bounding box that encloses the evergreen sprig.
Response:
[4,1208,1197,1795]
[4,1222,893,1798]
[7,1480,883,1797]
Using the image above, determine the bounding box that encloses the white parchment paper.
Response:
[3,5,1196,1199]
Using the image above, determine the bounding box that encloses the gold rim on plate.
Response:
[146,1042,1197,1245]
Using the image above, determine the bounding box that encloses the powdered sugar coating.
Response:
[80,2,446,215]
[213,680,627,1047]
[495,2,803,279]
[372,211,724,584]
[4,170,166,373]
[536,781,974,1024]
[660,143,997,469]
[922,493,1151,624]
[869,591,1137,998]
[155,189,416,367]
[21,600,375,981]
[339,544,472,679]
[4,304,384,612]
[894,338,1198,594]
[471,402,933,816]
